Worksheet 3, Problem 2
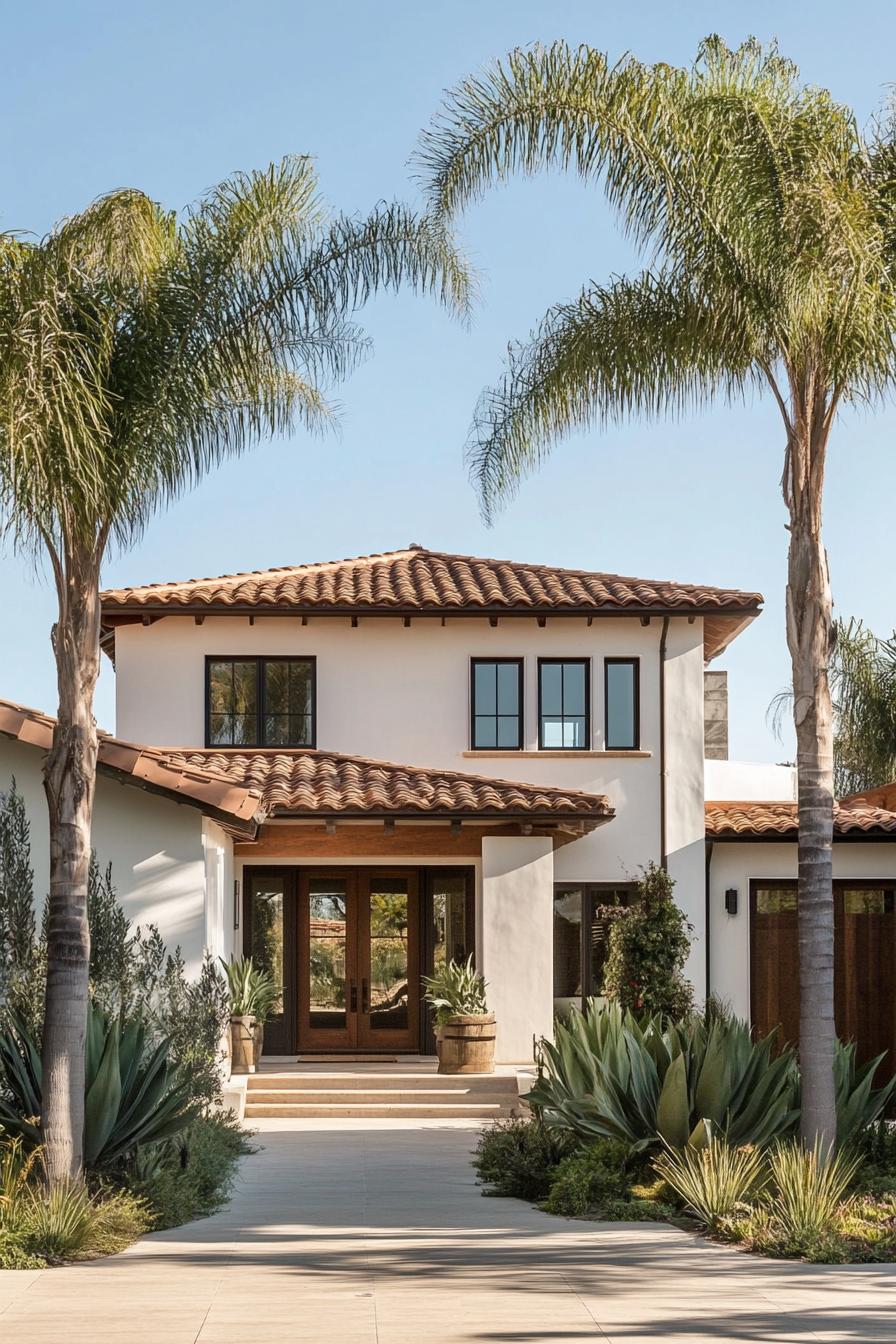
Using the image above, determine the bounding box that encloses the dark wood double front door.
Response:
[750,878,896,1079]
[242,865,473,1055]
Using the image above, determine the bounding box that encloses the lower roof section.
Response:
[705,799,896,839]
[0,698,613,835]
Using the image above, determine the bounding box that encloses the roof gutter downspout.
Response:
[659,615,670,870]
[705,839,714,1001]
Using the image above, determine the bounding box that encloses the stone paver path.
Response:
[1,1118,894,1342]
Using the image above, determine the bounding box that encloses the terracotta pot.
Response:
[436,1013,496,1075]
[230,1015,257,1074]
[253,1020,265,1068]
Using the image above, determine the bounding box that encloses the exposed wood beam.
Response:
[351,615,359,628]
[383,819,395,834]
[248,615,255,626]
[301,615,308,626]
[450,819,462,837]
[586,615,594,627]
[640,615,651,627]
[194,615,205,626]
[489,616,498,628]
[403,616,411,628]
[537,616,546,628]
[325,820,336,835]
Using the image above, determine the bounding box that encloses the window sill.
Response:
[462,750,651,759]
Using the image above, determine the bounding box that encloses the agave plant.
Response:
[422,956,489,1026]
[220,957,281,1023]
[0,1004,197,1167]
[832,1041,896,1145]
[527,1002,800,1152]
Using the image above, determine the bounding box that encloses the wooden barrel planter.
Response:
[230,1014,257,1074]
[436,1013,496,1074]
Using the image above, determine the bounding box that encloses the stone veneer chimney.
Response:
[704,670,729,760]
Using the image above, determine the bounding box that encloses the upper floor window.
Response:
[604,658,639,749]
[538,658,589,749]
[471,658,523,749]
[206,657,315,747]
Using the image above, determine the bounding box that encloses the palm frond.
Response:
[468,270,756,519]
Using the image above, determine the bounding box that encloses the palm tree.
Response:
[0,158,470,1182]
[415,36,896,1145]
[831,621,896,795]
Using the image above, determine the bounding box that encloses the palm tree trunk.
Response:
[785,412,837,1147]
[41,545,102,1183]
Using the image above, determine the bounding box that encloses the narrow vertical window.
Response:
[207,659,258,745]
[471,658,523,749]
[605,658,639,750]
[538,658,589,749]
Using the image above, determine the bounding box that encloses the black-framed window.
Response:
[206,656,316,747]
[470,658,523,749]
[538,658,589,749]
[553,883,636,1010]
[605,658,640,750]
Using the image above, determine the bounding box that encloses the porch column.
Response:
[480,836,554,1063]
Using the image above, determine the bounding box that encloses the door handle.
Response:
[361,979,369,1013]
[349,980,358,1013]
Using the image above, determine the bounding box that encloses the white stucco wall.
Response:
[708,840,896,1019]
[706,759,797,801]
[0,736,210,975]
[113,612,710,889]
[480,835,554,1063]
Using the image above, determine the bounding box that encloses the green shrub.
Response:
[132,1113,251,1229]
[473,1117,574,1201]
[541,1138,631,1216]
[853,1119,896,1196]
[0,1003,197,1166]
[528,1002,799,1152]
[653,1139,766,1229]
[84,1187,152,1257]
[601,863,694,1019]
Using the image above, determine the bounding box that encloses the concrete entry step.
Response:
[244,1101,513,1119]
[248,1072,521,1093]
[247,1088,518,1105]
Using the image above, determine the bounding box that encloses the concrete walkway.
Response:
[1,1119,894,1343]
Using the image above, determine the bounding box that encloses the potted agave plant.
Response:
[222,956,281,1073]
[422,955,495,1074]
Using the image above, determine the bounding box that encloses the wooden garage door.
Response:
[751,880,896,1079]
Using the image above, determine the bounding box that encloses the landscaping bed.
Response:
[473,1001,896,1264]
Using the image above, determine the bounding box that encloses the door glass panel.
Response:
[553,888,583,1014]
[249,874,284,1016]
[588,889,631,996]
[308,878,348,1030]
[432,874,469,972]
[756,886,798,914]
[368,878,409,1032]
[843,888,895,915]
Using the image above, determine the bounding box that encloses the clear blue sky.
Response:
[2,0,894,760]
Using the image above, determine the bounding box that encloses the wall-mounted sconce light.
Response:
[724,887,738,916]
[233,879,240,930]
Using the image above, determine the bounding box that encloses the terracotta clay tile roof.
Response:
[100,547,762,660]
[0,698,612,829]
[160,747,615,824]
[0,700,263,833]
[705,800,896,838]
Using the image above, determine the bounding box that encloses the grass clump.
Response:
[653,1139,766,1230]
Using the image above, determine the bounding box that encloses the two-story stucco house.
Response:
[2,546,895,1069]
